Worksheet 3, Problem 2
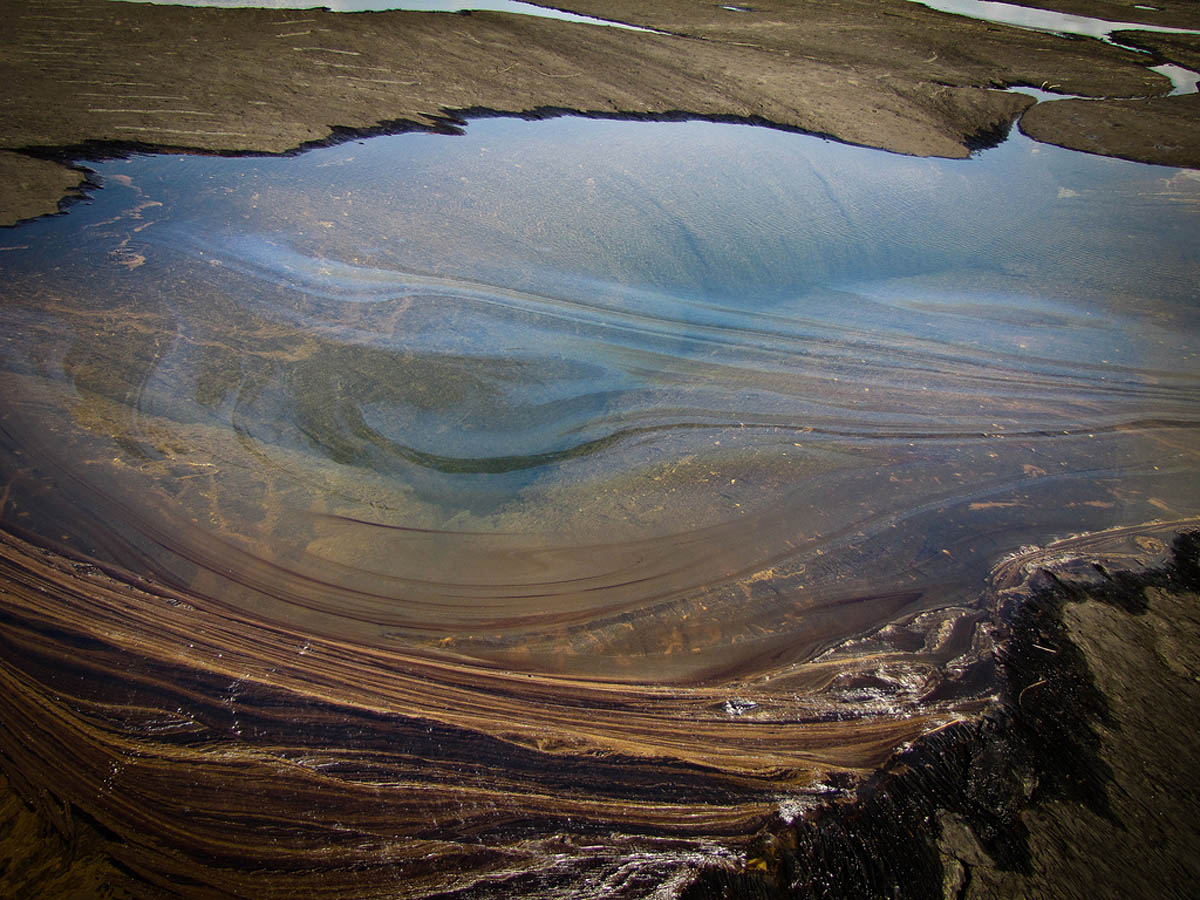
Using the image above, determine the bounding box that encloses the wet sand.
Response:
[2,0,1199,226]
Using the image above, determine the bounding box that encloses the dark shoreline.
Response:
[681,527,1200,900]
[11,100,1028,238]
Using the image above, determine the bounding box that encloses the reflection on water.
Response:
[1,117,1198,894]
[910,0,1200,95]
[1153,62,1200,95]
[4,119,1197,676]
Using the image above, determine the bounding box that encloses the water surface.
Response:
[1,116,1198,895]
[3,117,1198,679]
[911,0,1200,40]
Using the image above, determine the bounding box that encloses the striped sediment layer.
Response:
[0,520,986,898]
[1,520,1196,897]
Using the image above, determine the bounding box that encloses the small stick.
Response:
[1018,679,1048,705]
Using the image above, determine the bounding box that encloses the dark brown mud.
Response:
[1112,29,1200,70]
[0,499,993,898]
[1020,91,1200,168]
[681,525,1200,900]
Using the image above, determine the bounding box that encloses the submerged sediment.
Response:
[0,519,968,898]
[2,519,1196,898]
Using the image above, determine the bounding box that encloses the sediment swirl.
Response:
[1,117,1197,895]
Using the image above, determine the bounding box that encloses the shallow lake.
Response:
[4,116,1197,677]
[1,115,1198,892]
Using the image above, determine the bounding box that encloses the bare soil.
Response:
[2,0,1197,226]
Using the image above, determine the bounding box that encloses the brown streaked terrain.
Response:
[0,519,988,898]
[2,515,1196,898]
[2,0,1198,226]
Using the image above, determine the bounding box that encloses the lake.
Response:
[1,114,1197,895]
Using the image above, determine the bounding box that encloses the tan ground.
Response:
[1,0,1197,226]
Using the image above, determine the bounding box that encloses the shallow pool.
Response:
[0,115,1197,895]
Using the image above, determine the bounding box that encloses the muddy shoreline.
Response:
[2,0,1199,226]
[682,525,1200,900]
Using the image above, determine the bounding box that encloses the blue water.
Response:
[1,116,1198,679]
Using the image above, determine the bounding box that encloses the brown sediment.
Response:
[2,516,1196,897]
[1006,0,1200,31]
[0,152,91,226]
[0,521,988,898]
[0,769,127,900]
[1020,92,1200,167]
[540,0,1171,98]
[0,0,1194,226]
[1112,28,1200,69]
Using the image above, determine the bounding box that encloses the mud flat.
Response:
[2,0,1199,225]
[1020,91,1200,167]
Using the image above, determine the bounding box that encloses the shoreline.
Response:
[2,0,1198,227]
[684,523,1200,899]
